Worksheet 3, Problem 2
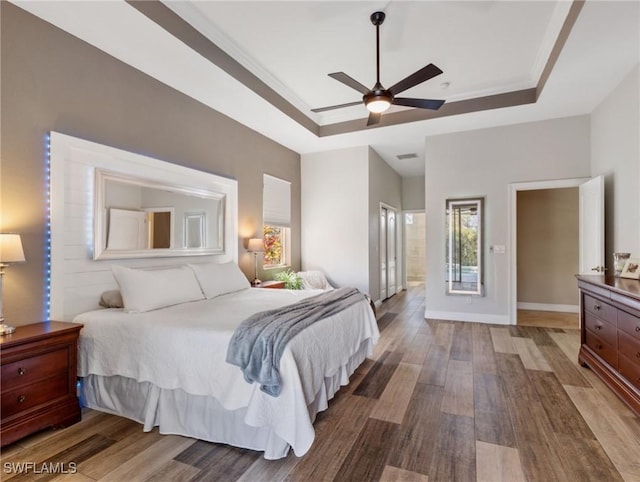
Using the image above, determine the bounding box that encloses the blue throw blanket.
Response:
[226,287,365,397]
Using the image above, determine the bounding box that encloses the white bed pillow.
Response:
[112,265,205,313]
[188,261,250,299]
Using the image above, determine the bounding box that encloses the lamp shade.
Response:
[0,234,25,263]
[247,238,264,252]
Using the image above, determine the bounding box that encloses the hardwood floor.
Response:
[517,309,579,330]
[2,285,640,481]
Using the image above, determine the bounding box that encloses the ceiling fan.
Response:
[312,11,445,126]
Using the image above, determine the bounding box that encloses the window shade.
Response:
[263,174,291,227]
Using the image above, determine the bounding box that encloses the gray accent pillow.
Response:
[99,290,124,309]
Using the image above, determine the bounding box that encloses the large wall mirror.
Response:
[94,170,225,260]
[446,197,484,296]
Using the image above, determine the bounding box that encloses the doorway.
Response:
[404,212,425,285]
[380,204,398,301]
[508,176,603,327]
[516,187,579,328]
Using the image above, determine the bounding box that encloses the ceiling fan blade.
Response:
[311,101,363,113]
[367,112,381,126]
[388,63,443,96]
[393,97,445,110]
[329,72,371,95]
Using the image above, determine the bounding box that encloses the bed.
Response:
[74,263,379,460]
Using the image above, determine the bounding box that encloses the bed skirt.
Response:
[80,338,371,459]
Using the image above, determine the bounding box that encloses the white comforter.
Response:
[75,288,379,455]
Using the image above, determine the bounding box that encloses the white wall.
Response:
[301,146,370,294]
[591,65,640,264]
[424,115,591,324]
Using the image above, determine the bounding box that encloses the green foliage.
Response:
[263,225,283,266]
[274,269,303,290]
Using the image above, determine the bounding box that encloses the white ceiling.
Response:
[12,1,640,177]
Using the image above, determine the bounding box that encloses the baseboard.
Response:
[424,310,511,325]
[517,302,579,313]
[374,300,383,309]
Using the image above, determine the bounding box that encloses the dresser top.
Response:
[577,274,640,302]
[0,321,83,349]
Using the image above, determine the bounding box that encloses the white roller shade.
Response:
[263,174,291,227]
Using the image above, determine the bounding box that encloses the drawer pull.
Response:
[636,352,640,359]
[636,326,640,333]
[596,325,602,330]
[596,344,603,350]
[594,304,601,311]
[18,395,26,403]
[18,367,25,376]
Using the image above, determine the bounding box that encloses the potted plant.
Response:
[274,269,303,290]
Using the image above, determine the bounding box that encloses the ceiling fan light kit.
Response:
[312,10,445,126]
[364,87,393,113]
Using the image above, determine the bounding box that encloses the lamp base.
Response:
[251,279,262,287]
[0,323,16,336]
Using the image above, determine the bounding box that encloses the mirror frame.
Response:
[94,169,226,260]
[446,197,484,296]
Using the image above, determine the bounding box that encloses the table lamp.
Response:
[247,238,264,286]
[0,234,26,335]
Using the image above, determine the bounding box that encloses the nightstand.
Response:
[0,321,83,446]
[256,280,286,289]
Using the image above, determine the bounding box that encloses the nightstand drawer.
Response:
[1,374,69,419]
[583,294,616,322]
[1,348,68,390]
[584,311,616,347]
[585,330,617,367]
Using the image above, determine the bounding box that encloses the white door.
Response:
[380,205,398,301]
[107,208,146,250]
[579,176,605,274]
[380,207,388,300]
[387,210,397,297]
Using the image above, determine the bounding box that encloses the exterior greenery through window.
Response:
[263,225,285,267]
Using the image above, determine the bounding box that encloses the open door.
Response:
[579,176,605,274]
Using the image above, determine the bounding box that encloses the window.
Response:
[263,174,291,268]
[263,225,286,267]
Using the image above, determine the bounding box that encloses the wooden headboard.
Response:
[49,132,238,321]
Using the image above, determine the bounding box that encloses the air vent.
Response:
[396,153,418,160]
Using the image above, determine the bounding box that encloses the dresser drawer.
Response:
[618,331,640,366]
[1,374,69,419]
[585,330,617,367]
[584,312,617,347]
[619,354,640,391]
[618,309,640,341]
[1,348,68,390]
[583,294,616,322]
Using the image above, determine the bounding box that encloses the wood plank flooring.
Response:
[2,284,640,481]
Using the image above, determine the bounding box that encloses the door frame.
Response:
[402,209,425,289]
[508,177,589,324]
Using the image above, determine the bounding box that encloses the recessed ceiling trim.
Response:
[536,0,586,98]
[128,0,319,136]
[132,0,583,139]
[318,89,537,137]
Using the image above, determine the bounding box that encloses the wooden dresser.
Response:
[0,321,83,446]
[577,275,640,416]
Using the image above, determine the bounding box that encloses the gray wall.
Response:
[425,115,591,323]
[368,147,403,300]
[402,176,426,211]
[591,65,640,268]
[0,4,301,324]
